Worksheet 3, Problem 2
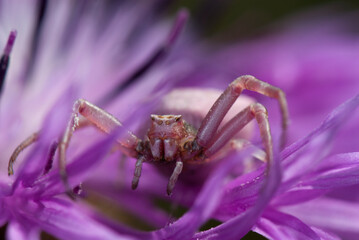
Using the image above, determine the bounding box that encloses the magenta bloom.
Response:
[0,1,192,239]
[1,2,359,240]
[200,14,359,239]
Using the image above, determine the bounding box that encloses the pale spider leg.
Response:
[167,159,183,196]
[230,139,266,162]
[195,75,289,149]
[8,132,39,175]
[205,103,273,165]
[208,139,266,164]
[229,139,267,173]
[59,99,141,196]
[132,155,145,190]
[7,118,94,176]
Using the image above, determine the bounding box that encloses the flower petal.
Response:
[13,87,77,188]
[282,197,359,238]
[24,198,136,240]
[6,220,40,240]
[302,152,359,189]
[279,94,359,191]
[255,210,323,240]
[271,187,326,206]
[273,153,359,206]
[213,166,265,220]
[35,128,121,196]
[192,147,281,240]
[152,148,255,240]
[311,227,341,240]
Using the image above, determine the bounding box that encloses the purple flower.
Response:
[0,1,192,239]
[83,12,359,240]
[192,13,359,239]
[1,2,359,240]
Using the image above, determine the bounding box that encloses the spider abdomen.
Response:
[159,88,255,140]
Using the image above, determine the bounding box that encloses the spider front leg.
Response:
[132,155,145,190]
[59,99,141,197]
[167,159,183,195]
[205,103,273,165]
[8,132,39,175]
[195,75,289,150]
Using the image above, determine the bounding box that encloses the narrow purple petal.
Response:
[315,152,359,171]
[165,9,188,47]
[98,9,188,106]
[24,199,136,240]
[214,166,265,219]
[89,187,169,228]
[255,212,335,240]
[13,87,77,188]
[254,217,339,240]
[152,148,255,240]
[0,180,12,197]
[271,187,326,206]
[6,220,40,240]
[302,152,359,189]
[282,197,359,237]
[282,94,359,161]
[0,30,17,93]
[312,227,341,240]
[261,210,320,240]
[254,217,290,239]
[279,94,359,191]
[35,127,121,195]
[193,147,281,240]
[273,153,359,206]
[0,204,9,227]
[89,210,152,240]
[3,30,17,56]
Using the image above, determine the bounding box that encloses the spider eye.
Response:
[175,115,182,122]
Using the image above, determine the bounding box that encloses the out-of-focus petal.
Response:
[282,197,359,238]
[0,203,9,227]
[152,149,254,240]
[35,128,121,196]
[192,146,281,240]
[13,87,77,188]
[24,199,136,240]
[6,220,40,240]
[271,187,326,206]
[89,209,152,240]
[301,152,359,189]
[279,94,359,191]
[254,217,290,239]
[311,227,341,240]
[214,166,265,219]
[0,180,12,197]
[256,212,341,240]
[257,210,320,240]
[212,18,359,149]
[272,152,359,206]
[88,188,169,228]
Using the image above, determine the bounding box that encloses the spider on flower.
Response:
[8,75,289,197]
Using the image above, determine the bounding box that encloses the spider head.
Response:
[149,114,184,138]
[147,114,186,161]
[151,114,181,125]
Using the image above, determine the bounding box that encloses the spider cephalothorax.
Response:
[146,114,195,162]
[9,75,289,196]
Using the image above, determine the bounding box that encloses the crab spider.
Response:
[9,75,289,196]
